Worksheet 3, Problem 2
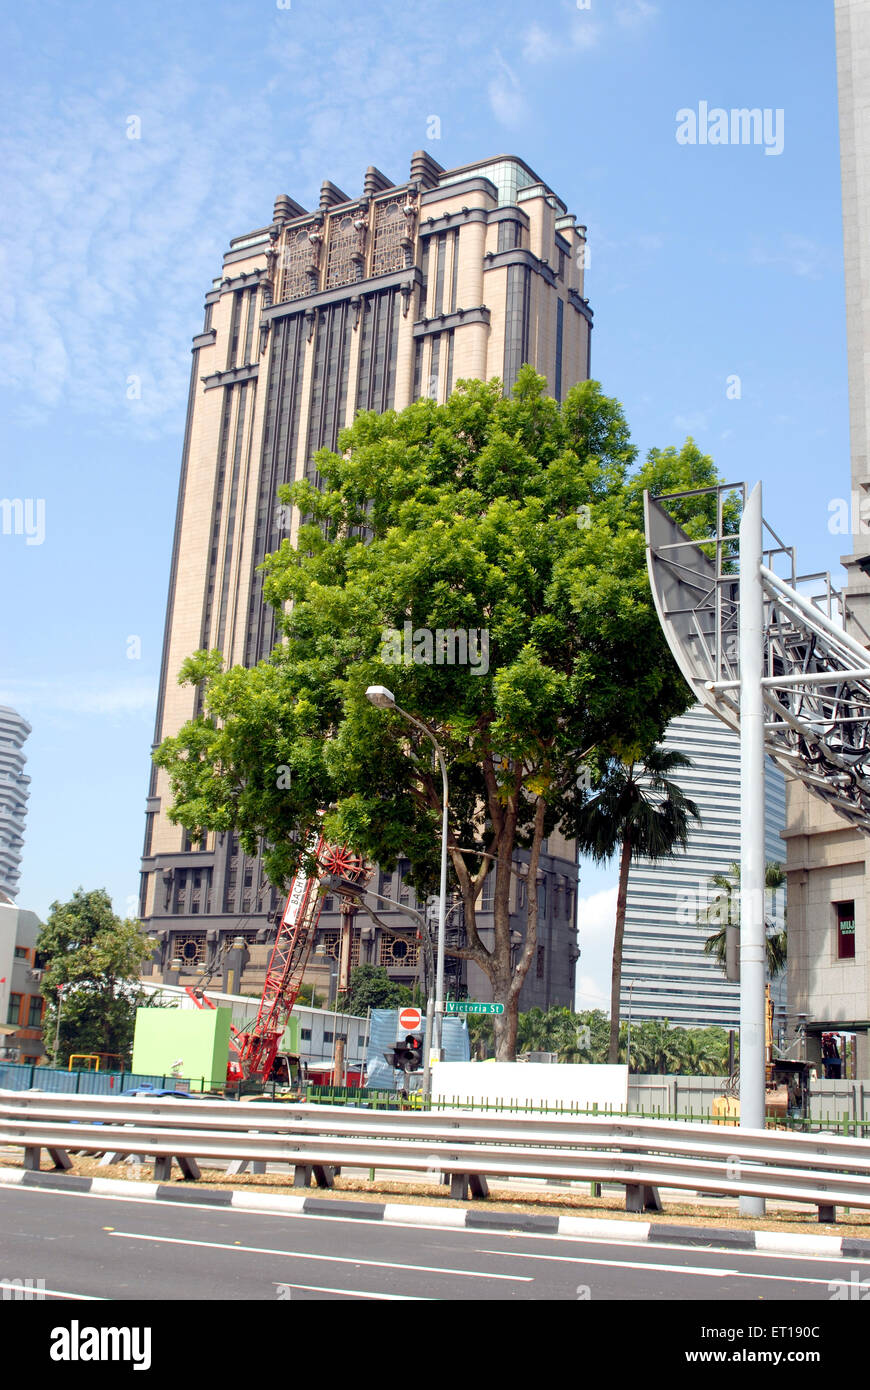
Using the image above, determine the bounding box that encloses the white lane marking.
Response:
[271,1281,432,1301]
[477,1251,734,1277]
[109,1231,532,1281]
[0,1282,104,1300]
[476,1249,846,1285]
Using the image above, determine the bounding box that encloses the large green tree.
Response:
[38,889,153,1068]
[155,369,722,1058]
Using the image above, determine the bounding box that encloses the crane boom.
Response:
[226,832,368,1085]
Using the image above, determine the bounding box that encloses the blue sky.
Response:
[0,0,850,1011]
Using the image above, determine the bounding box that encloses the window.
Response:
[14,946,28,959]
[835,900,856,960]
[28,996,43,1028]
[323,1031,334,1044]
[300,1028,311,1041]
[536,945,545,980]
[481,871,495,912]
[497,219,523,252]
[503,264,530,393]
[554,298,564,403]
[7,994,22,1026]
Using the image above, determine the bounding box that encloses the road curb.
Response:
[3,1165,870,1258]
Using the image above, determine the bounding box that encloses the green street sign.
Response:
[444,1001,505,1015]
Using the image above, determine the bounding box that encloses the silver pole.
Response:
[53,984,63,1061]
[435,754,448,1062]
[739,481,766,1216]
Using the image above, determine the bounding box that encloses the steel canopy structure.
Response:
[644,483,870,835]
[645,480,870,1215]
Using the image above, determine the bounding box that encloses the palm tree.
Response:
[575,747,700,1063]
[700,860,787,979]
[515,1007,550,1055]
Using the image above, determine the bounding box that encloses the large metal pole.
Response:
[739,481,766,1217]
[435,752,448,1063]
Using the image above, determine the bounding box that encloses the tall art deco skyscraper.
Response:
[140,153,591,1007]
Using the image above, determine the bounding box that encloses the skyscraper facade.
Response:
[0,706,31,901]
[618,705,787,1031]
[139,152,589,1007]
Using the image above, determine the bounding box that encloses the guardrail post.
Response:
[292,1164,335,1189]
[818,1203,837,1223]
[625,1184,662,1213]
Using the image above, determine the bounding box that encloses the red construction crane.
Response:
[187,830,369,1088]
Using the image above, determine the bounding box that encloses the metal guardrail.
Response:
[1,1090,867,1218]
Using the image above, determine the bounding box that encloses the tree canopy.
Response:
[155,368,724,1056]
[335,964,415,1016]
[37,888,153,1067]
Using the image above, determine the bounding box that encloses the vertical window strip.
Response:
[226,290,244,370]
[555,298,564,403]
[450,228,460,311]
[200,387,235,650]
[384,290,401,408]
[305,309,329,481]
[413,337,423,399]
[418,238,430,318]
[503,265,530,394]
[242,286,258,364]
[245,314,304,666]
[433,231,447,314]
[429,333,441,400]
[356,298,374,411]
[445,328,455,396]
[216,384,248,652]
[370,292,387,409]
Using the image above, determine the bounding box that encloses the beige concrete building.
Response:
[783,3,870,1075]
[139,152,589,1008]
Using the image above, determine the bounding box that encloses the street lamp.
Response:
[626,981,635,1072]
[366,684,449,1091]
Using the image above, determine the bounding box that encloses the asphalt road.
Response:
[1,1185,869,1303]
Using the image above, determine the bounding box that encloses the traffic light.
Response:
[385,1033,422,1073]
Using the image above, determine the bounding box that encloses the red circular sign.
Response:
[398,1007,422,1031]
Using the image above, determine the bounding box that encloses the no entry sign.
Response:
[398,1007,422,1032]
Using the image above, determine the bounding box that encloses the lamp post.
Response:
[53,983,64,1063]
[626,981,635,1072]
[366,685,449,1087]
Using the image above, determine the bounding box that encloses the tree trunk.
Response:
[492,986,519,1061]
[609,834,632,1064]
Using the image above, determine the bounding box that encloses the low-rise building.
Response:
[0,895,46,1063]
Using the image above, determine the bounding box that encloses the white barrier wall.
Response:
[431,1062,628,1108]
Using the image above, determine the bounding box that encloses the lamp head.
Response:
[366,684,395,709]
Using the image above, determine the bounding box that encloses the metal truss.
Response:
[645,483,870,834]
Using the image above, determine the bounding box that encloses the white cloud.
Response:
[749,235,831,280]
[575,973,611,1010]
[674,412,710,435]
[616,0,659,29]
[0,676,157,719]
[578,884,618,937]
[522,19,600,61]
[488,54,529,129]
